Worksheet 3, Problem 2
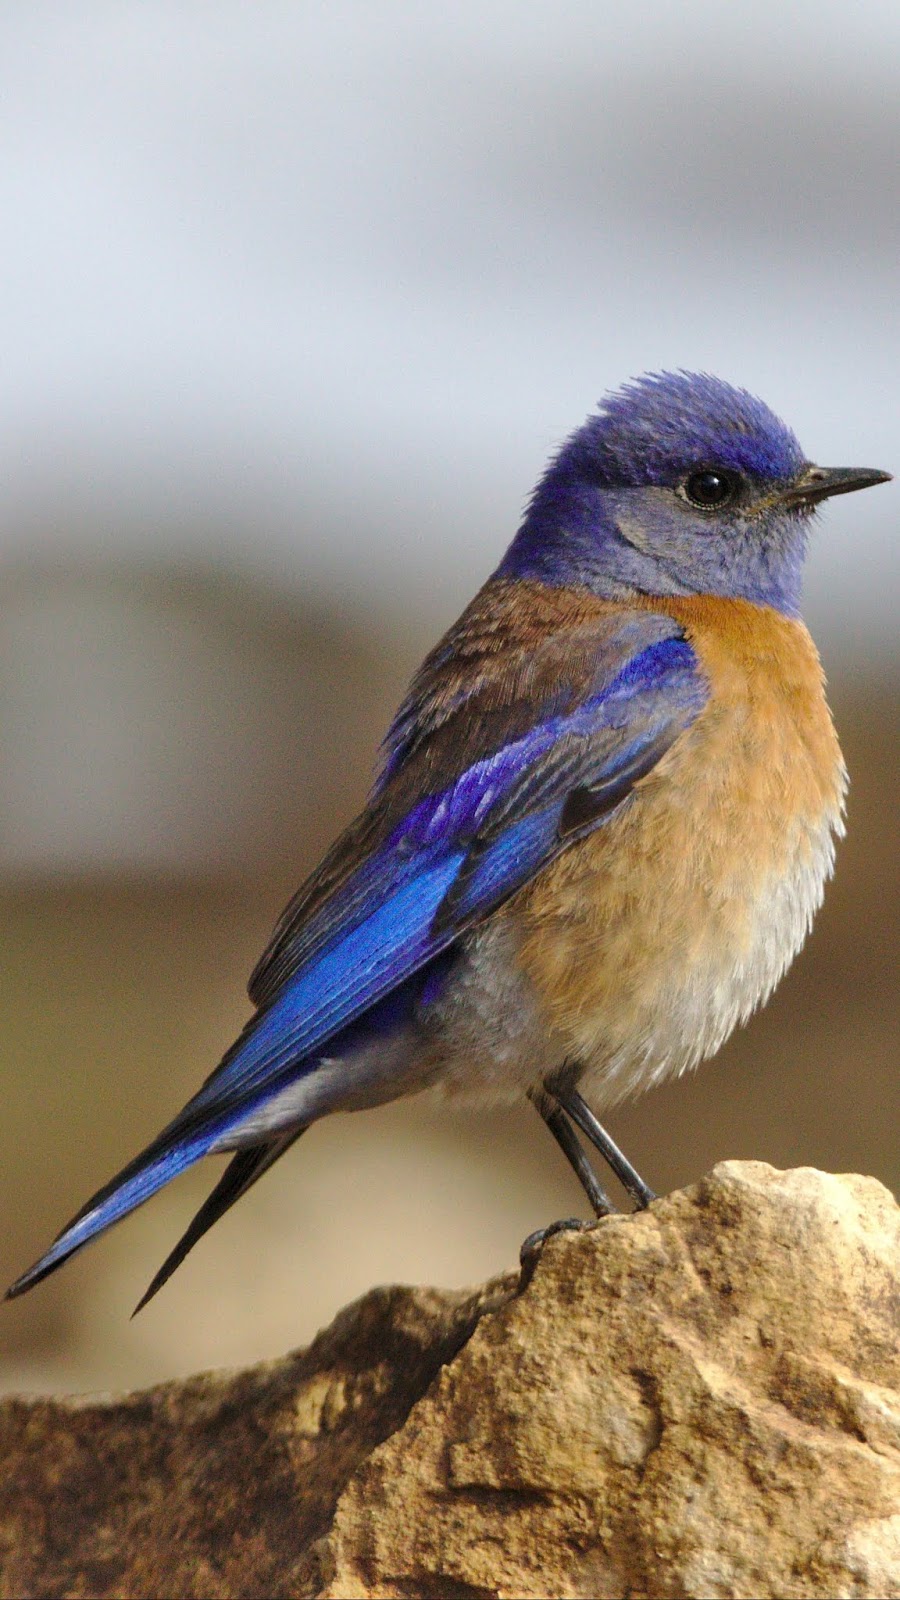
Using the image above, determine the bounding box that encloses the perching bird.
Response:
[7,371,891,1312]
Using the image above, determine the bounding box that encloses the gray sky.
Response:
[1,2,898,651]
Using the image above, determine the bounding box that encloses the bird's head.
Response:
[500,371,890,615]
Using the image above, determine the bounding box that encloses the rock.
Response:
[1,1162,898,1599]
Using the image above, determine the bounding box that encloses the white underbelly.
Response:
[551,804,844,1108]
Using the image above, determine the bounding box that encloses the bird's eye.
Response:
[682,468,740,509]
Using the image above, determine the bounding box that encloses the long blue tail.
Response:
[4,1120,235,1299]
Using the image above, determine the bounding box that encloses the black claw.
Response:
[518,1216,587,1289]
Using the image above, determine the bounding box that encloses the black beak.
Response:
[782,463,893,508]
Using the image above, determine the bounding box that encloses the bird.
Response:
[6,370,891,1313]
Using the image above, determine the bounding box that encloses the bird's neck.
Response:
[496,485,689,601]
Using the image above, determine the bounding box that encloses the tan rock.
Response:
[2,1163,898,1599]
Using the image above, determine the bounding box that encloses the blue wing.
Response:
[7,605,707,1299]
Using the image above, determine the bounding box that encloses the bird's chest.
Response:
[512,603,847,1101]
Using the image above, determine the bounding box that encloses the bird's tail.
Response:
[5,1110,268,1302]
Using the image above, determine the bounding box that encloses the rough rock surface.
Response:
[1,1162,898,1599]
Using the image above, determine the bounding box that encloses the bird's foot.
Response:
[518,1216,593,1290]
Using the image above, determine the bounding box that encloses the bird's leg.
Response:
[527,1086,616,1217]
[519,1087,612,1289]
[551,1082,656,1210]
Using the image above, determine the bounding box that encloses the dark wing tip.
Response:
[6,1247,68,1302]
[132,1131,306,1317]
[558,726,679,839]
[131,1257,178,1318]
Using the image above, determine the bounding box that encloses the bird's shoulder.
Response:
[375,577,691,802]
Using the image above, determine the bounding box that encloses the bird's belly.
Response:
[512,679,846,1107]
[518,807,838,1107]
[415,916,569,1108]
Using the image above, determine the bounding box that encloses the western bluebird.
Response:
[6,371,891,1311]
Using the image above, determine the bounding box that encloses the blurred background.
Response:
[1,2,897,1396]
